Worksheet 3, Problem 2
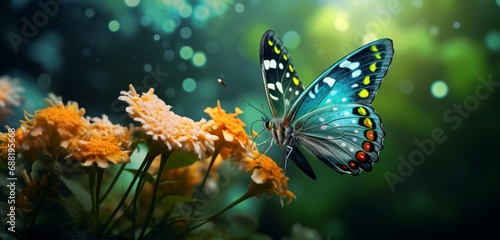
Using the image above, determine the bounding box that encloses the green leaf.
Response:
[60,176,92,212]
[165,152,198,170]
[124,169,155,185]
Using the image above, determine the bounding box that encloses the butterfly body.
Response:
[260,30,394,179]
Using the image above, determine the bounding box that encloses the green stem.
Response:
[190,144,222,217]
[28,170,57,227]
[89,164,97,233]
[100,147,159,235]
[95,167,104,232]
[131,152,156,239]
[176,192,252,238]
[100,164,126,203]
[138,150,170,239]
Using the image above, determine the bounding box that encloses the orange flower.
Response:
[20,100,87,160]
[68,135,129,168]
[203,101,251,160]
[0,76,24,121]
[118,84,218,159]
[66,114,133,168]
[240,149,296,206]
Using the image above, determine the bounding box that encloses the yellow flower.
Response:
[20,100,87,160]
[68,135,129,168]
[118,84,218,159]
[66,114,133,168]
[0,76,24,122]
[240,150,296,206]
[203,100,251,161]
[86,114,135,151]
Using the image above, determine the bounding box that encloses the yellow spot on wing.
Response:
[359,89,369,98]
[288,64,294,72]
[363,76,370,85]
[375,53,381,59]
[293,76,300,86]
[369,63,376,72]
[370,45,379,52]
[357,107,367,116]
[363,118,373,128]
[274,46,281,54]
[268,39,273,46]
[283,54,288,61]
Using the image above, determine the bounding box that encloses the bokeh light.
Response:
[430,80,448,99]
[38,73,52,88]
[182,78,197,92]
[192,52,206,67]
[108,20,120,32]
[485,30,500,51]
[124,0,140,8]
[179,46,194,60]
[283,31,300,49]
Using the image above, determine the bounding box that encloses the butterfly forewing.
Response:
[292,39,393,120]
[260,30,305,118]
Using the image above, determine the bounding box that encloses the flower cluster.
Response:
[118,85,218,159]
[0,82,297,239]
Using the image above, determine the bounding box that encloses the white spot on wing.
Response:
[326,99,332,103]
[314,83,319,93]
[352,137,357,142]
[267,83,275,90]
[275,81,283,93]
[341,142,346,147]
[342,97,347,102]
[269,59,277,69]
[351,83,358,88]
[333,107,338,111]
[321,125,327,130]
[323,77,336,87]
[352,69,361,78]
[319,117,325,122]
[308,91,315,99]
[344,111,349,116]
[286,72,290,78]
[340,60,351,68]
[288,87,292,92]
[269,93,278,101]
[263,60,270,70]
[349,147,354,152]
[295,90,299,95]
[348,62,360,70]
[279,63,284,69]
[354,130,359,133]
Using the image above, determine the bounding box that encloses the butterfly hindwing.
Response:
[260,30,305,118]
[292,39,393,120]
[294,104,384,175]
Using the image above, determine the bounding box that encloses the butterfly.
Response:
[260,30,394,179]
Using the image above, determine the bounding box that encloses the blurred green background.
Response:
[1,0,500,239]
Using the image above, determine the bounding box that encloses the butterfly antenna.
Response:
[218,79,268,117]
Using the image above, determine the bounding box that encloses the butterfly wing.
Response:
[260,30,305,118]
[291,39,394,175]
[292,39,393,119]
[294,104,384,175]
